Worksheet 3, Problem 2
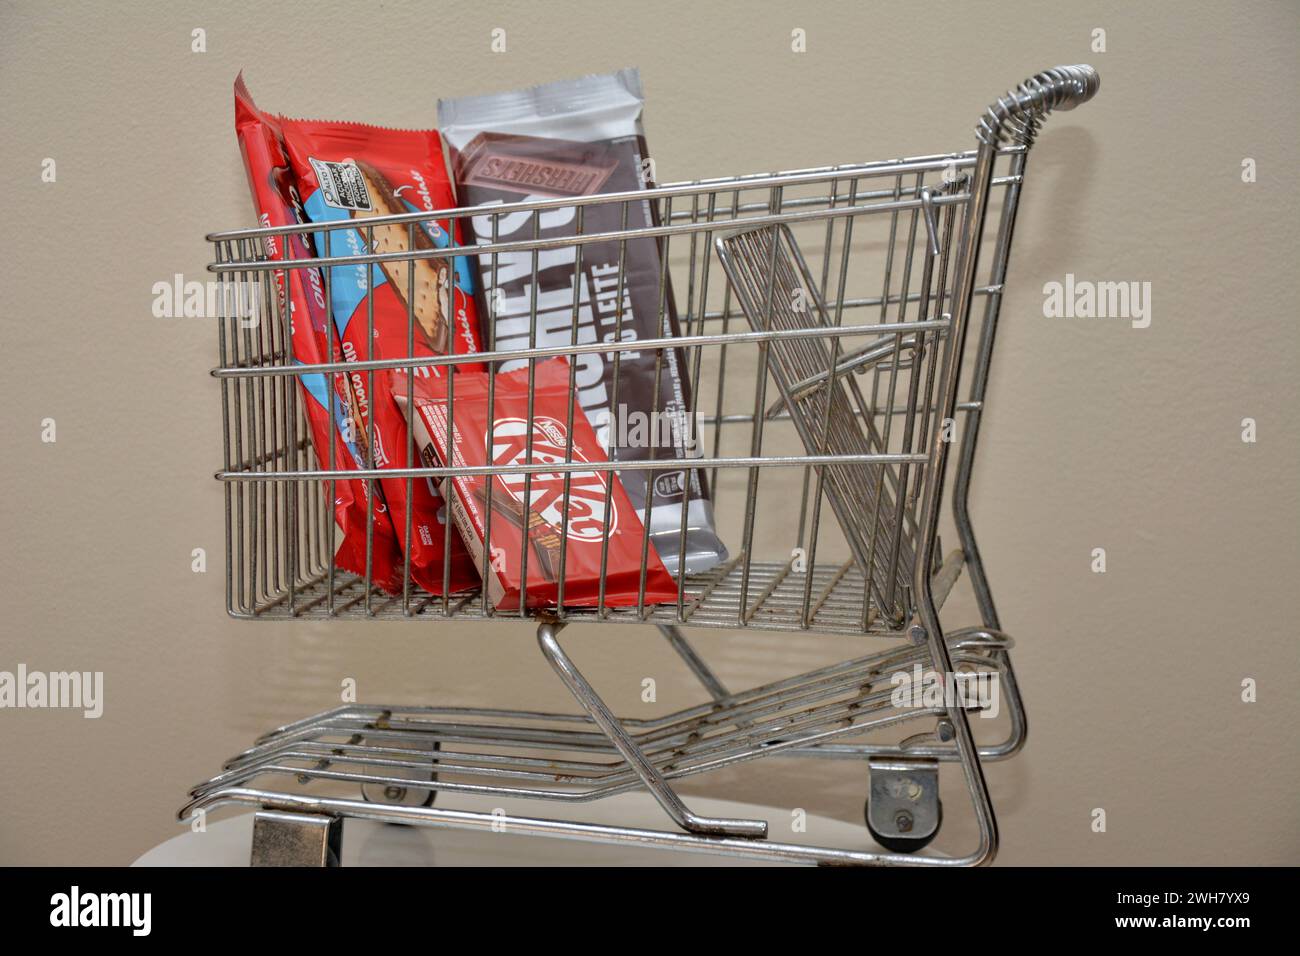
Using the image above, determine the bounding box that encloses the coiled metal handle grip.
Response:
[976,64,1100,148]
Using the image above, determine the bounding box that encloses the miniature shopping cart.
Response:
[182,65,1100,865]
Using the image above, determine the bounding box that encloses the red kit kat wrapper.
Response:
[398,359,680,611]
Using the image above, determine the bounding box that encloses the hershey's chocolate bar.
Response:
[439,71,729,576]
[458,131,620,198]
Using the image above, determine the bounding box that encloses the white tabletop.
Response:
[136,791,883,866]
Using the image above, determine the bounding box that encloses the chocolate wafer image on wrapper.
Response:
[349,161,450,354]
[469,484,561,582]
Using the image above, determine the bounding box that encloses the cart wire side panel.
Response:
[184,65,1100,865]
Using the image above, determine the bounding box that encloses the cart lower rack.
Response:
[185,65,1099,865]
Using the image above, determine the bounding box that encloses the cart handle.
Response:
[976,65,1100,148]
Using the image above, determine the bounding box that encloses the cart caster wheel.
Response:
[865,757,942,853]
[362,787,437,809]
[865,797,942,853]
[361,739,439,809]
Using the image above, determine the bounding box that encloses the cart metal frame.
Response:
[183,65,1100,865]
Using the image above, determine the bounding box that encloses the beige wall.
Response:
[1,0,1297,865]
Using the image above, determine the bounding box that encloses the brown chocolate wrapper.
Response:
[437,69,728,578]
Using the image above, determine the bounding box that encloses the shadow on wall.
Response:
[1014,126,1099,280]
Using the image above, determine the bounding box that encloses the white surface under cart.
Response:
[138,793,922,866]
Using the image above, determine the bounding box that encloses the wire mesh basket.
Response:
[187,65,1100,866]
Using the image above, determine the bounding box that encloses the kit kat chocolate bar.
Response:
[398,358,679,611]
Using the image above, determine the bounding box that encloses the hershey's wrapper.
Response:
[437,69,728,577]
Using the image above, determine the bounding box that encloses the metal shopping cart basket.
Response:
[182,65,1100,865]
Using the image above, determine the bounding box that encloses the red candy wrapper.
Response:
[400,359,680,611]
[234,76,404,592]
[277,113,487,594]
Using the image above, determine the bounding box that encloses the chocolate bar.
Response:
[277,112,486,595]
[233,77,405,592]
[398,358,678,611]
[438,69,728,577]
[457,131,621,198]
[469,484,561,581]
